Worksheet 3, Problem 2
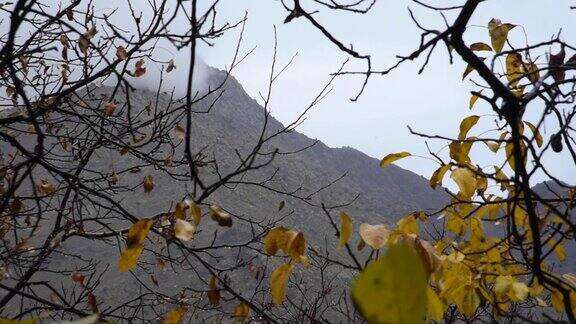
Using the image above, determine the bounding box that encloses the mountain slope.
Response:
[0,65,450,320]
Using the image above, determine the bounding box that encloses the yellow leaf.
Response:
[488,18,510,53]
[37,180,57,194]
[476,173,488,194]
[462,64,475,80]
[338,212,353,249]
[264,227,288,255]
[563,273,576,288]
[458,115,480,140]
[509,282,529,302]
[487,132,508,154]
[446,212,467,236]
[397,214,419,235]
[469,216,484,245]
[174,219,195,241]
[426,287,445,322]
[548,239,567,262]
[469,42,492,52]
[352,244,427,324]
[66,315,99,324]
[551,289,564,313]
[485,141,500,153]
[535,296,548,307]
[506,53,524,88]
[451,167,477,200]
[458,288,480,316]
[505,141,527,171]
[0,318,38,324]
[234,302,250,322]
[414,238,443,275]
[118,244,145,272]
[118,218,153,272]
[163,307,187,324]
[209,205,233,227]
[523,61,540,83]
[359,223,389,250]
[462,57,487,80]
[286,232,306,261]
[380,152,411,167]
[486,244,502,263]
[126,218,153,246]
[524,121,543,148]
[189,201,202,225]
[430,164,451,189]
[174,202,186,220]
[207,275,220,305]
[449,142,470,164]
[494,275,513,301]
[469,90,483,109]
[271,263,294,304]
[440,263,479,316]
[264,227,307,264]
[461,139,474,158]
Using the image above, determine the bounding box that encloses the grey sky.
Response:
[190,0,576,186]
[4,1,574,187]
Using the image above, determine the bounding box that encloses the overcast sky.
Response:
[188,0,576,185]
[7,1,574,186]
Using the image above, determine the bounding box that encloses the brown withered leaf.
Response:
[60,34,70,48]
[9,197,23,213]
[78,35,90,55]
[104,101,116,117]
[110,171,119,185]
[150,274,159,286]
[166,59,176,73]
[143,175,154,193]
[87,25,98,38]
[134,59,146,77]
[116,46,128,61]
[87,293,98,313]
[549,46,566,82]
[566,53,576,67]
[71,271,85,286]
[469,42,492,52]
[207,275,220,305]
[6,85,16,97]
[164,155,173,167]
[65,8,74,20]
[174,124,185,140]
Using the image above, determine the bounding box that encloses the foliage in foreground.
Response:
[2,0,576,323]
